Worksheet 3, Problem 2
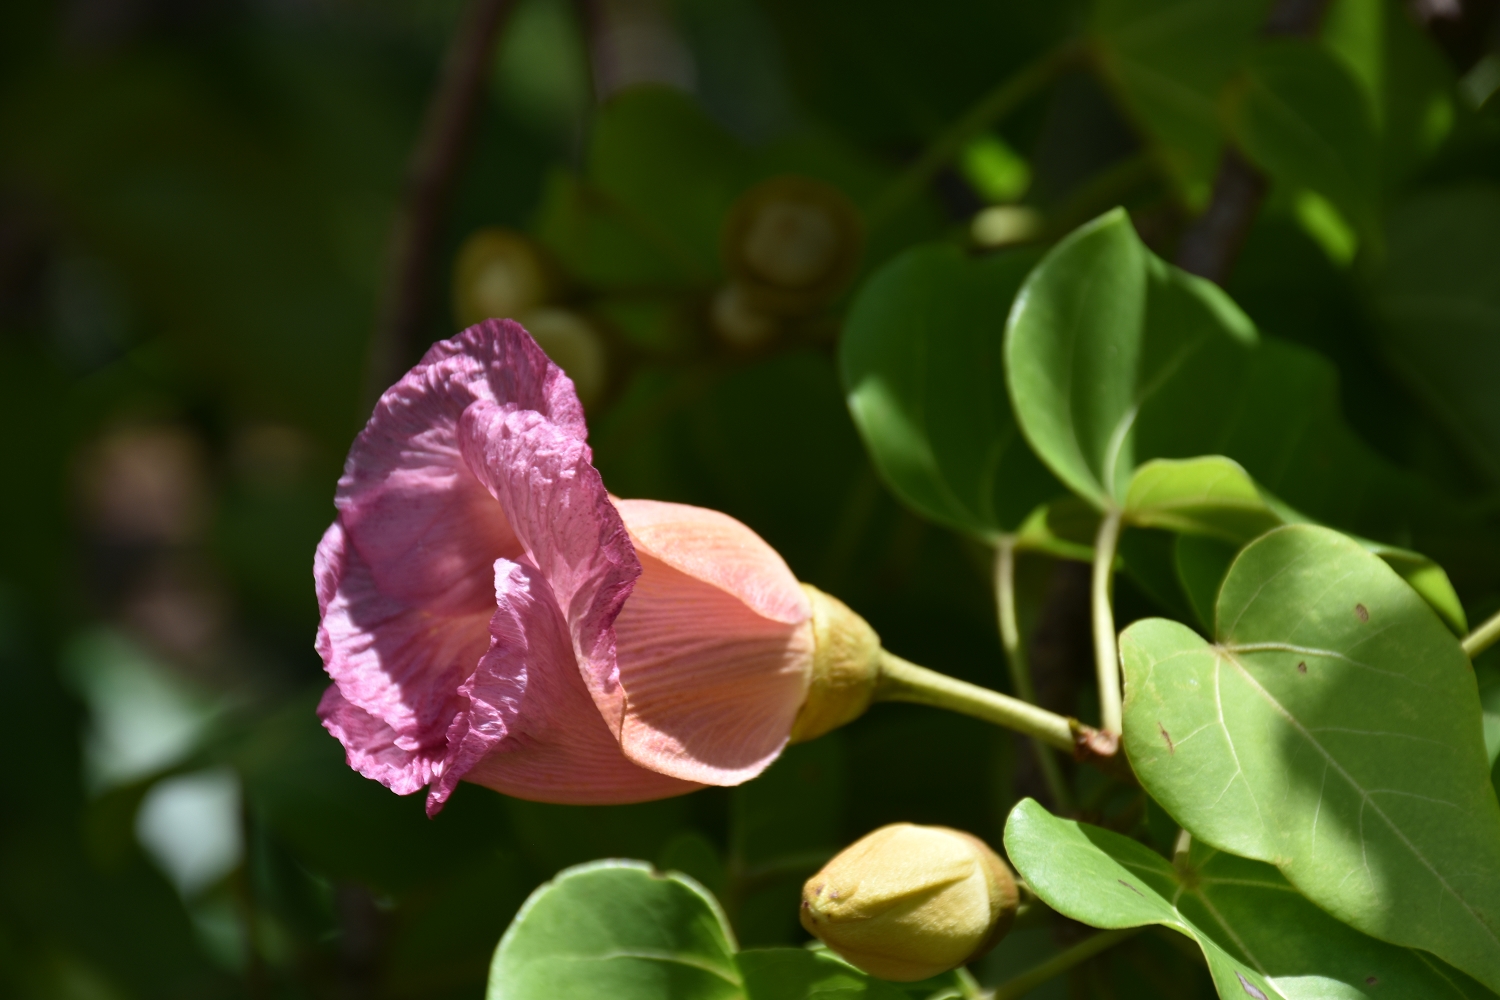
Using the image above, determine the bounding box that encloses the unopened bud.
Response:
[801,824,1018,982]
[453,228,555,328]
[789,585,879,743]
[518,307,609,410]
[710,282,780,350]
[722,176,862,317]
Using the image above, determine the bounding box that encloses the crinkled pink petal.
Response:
[316,521,486,790]
[318,685,435,795]
[457,400,640,701]
[317,320,594,798]
[605,500,814,785]
[437,557,696,808]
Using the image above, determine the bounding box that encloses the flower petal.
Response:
[317,319,588,793]
[315,520,488,785]
[608,500,814,785]
[442,558,697,807]
[457,402,640,700]
[317,684,435,795]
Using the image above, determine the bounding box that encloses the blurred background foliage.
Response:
[2,0,1498,996]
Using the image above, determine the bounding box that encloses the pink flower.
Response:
[314,320,830,814]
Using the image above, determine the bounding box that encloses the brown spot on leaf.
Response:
[1158,722,1175,754]
[1365,976,1378,985]
[1118,879,1144,896]
[1236,972,1268,1000]
[1355,603,1369,622]
[1297,661,1307,674]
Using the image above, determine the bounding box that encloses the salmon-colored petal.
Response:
[458,401,640,701]
[606,500,814,785]
[615,500,810,624]
[440,558,698,807]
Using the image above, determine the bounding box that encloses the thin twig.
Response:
[364,0,519,410]
[866,42,1086,230]
[1171,0,1334,283]
[1091,509,1124,734]
[986,927,1143,999]
[1463,607,1500,660]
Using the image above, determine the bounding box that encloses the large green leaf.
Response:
[488,860,742,1000]
[1092,0,1269,198]
[841,244,1063,540]
[1371,185,1500,486]
[1004,209,1452,549]
[1004,208,1258,509]
[1120,525,1500,991]
[1228,40,1379,235]
[1005,798,1282,999]
[1005,798,1497,999]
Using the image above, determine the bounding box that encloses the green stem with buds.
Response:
[1463,608,1500,660]
[866,41,1086,229]
[994,540,1073,810]
[1092,509,1124,734]
[874,652,1085,754]
[986,927,1143,999]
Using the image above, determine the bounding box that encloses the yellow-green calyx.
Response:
[789,585,881,743]
[800,823,1019,982]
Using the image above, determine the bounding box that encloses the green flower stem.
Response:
[995,540,1073,810]
[986,927,1143,999]
[874,651,1080,753]
[1092,508,1124,734]
[865,41,1086,229]
[1462,607,1500,660]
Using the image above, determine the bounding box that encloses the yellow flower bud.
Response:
[453,228,556,328]
[801,824,1018,982]
[721,176,862,317]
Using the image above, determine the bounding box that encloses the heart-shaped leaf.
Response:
[841,243,1063,542]
[1120,525,1500,991]
[488,860,742,1000]
[1005,798,1497,999]
[1005,208,1259,511]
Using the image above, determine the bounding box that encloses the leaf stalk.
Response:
[1091,508,1124,733]
[994,540,1073,810]
[1462,608,1500,660]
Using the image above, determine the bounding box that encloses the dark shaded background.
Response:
[3,0,1499,996]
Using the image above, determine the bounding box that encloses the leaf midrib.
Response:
[1215,645,1500,951]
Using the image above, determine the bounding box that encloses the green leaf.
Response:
[1005,208,1259,510]
[488,860,742,1000]
[1092,0,1268,198]
[1005,798,1498,999]
[1124,456,1283,542]
[1120,525,1500,991]
[841,244,1063,539]
[1175,534,1239,633]
[737,948,909,1000]
[1125,456,1467,633]
[1371,185,1500,486]
[1004,798,1283,999]
[1228,40,1380,235]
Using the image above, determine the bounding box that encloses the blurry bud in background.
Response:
[709,281,779,350]
[453,227,556,329]
[971,205,1043,249]
[77,425,207,546]
[721,176,862,318]
[517,307,609,409]
[801,823,1018,982]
